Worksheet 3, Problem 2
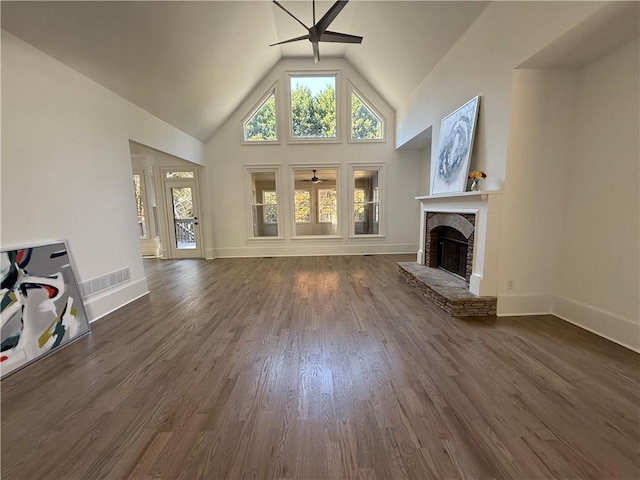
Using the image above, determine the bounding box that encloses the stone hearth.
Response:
[399,262,497,316]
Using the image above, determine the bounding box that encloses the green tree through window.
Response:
[294,190,311,223]
[244,93,277,141]
[351,91,383,140]
[318,189,337,223]
[290,77,336,138]
[262,191,277,224]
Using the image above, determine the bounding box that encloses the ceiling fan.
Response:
[301,170,324,183]
[270,0,363,63]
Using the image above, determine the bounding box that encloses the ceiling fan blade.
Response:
[269,34,310,47]
[316,0,349,34]
[319,31,362,44]
[312,41,320,63]
[273,0,309,31]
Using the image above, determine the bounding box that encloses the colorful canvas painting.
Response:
[1,242,90,378]
[431,96,480,195]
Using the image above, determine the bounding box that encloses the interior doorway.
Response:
[129,141,206,260]
[163,171,203,259]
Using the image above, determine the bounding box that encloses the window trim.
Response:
[244,165,284,240]
[241,83,280,145]
[349,164,385,238]
[286,71,342,144]
[348,83,386,144]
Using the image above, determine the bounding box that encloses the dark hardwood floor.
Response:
[1,255,639,479]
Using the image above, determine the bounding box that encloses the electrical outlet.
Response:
[507,279,515,290]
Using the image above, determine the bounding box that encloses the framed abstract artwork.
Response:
[431,96,480,195]
[1,241,90,378]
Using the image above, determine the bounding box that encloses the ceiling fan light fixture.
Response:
[270,0,362,63]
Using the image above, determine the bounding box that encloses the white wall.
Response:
[397,1,603,193]
[555,39,639,350]
[498,69,578,314]
[395,3,638,350]
[1,31,205,321]
[206,58,422,258]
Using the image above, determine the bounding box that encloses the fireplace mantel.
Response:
[416,190,503,202]
[415,190,502,297]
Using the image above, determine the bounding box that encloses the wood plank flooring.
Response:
[1,254,639,479]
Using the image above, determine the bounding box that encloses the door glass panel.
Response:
[170,187,196,249]
[166,171,194,179]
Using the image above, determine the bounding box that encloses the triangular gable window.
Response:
[350,89,384,141]
[243,90,277,142]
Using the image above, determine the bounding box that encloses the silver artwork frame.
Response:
[431,96,480,195]
[1,240,90,379]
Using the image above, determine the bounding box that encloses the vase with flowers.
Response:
[468,171,486,191]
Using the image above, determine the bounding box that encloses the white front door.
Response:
[164,180,202,258]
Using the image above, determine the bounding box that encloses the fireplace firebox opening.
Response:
[437,227,468,279]
[425,212,475,285]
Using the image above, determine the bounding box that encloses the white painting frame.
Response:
[431,96,480,195]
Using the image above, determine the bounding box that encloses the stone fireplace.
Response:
[398,190,502,316]
[424,212,475,284]
[398,191,502,316]
[414,190,502,297]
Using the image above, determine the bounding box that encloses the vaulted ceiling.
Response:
[1,1,489,142]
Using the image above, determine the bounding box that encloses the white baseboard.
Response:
[84,277,149,323]
[553,295,639,353]
[214,243,417,258]
[497,292,639,353]
[497,293,554,316]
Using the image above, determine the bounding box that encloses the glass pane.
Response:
[354,189,365,222]
[166,171,194,179]
[294,190,311,223]
[252,206,278,237]
[244,93,277,141]
[354,170,380,235]
[290,76,336,138]
[133,174,147,238]
[171,187,196,249]
[351,91,383,140]
[318,189,337,223]
[250,172,278,237]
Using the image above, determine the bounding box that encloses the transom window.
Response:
[350,88,384,141]
[165,170,194,179]
[243,90,277,142]
[289,74,337,140]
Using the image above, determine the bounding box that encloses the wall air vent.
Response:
[78,267,130,298]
